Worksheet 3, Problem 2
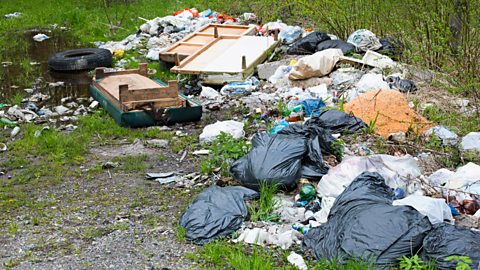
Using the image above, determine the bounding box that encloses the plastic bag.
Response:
[179,185,259,244]
[316,40,355,55]
[299,99,325,117]
[424,125,458,146]
[392,195,453,224]
[230,133,306,191]
[307,109,367,134]
[355,73,390,93]
[386,76,417,93]
[289,49,343,80]
[303,172,432,266]
[460,132,480,151]
[199,120,245,144]
[347,29,382,51]
[420,223,480,270]
[220,77,259,96]
[279,26,303,44]
[317,154,422,198]
[230,132,329,191]
[287,32,331,55]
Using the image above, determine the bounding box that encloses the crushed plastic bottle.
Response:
[292,224,309,235]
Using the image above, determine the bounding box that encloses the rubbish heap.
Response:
[163,10,480,270]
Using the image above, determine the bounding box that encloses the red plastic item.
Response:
[173,8,199,18]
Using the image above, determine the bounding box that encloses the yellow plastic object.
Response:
[112,49,125,59]
[289,59,298,66]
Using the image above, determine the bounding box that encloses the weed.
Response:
[199,132,249,176]
[399,255,428,270]
[7,222,19,234]
[364,112,379,134]
[158,154,167,161]
[169,134,198,153]
[82,226,106,239]
[112,154,148,172]
[176,225,186,241]
[248,181,279,222]
[7,93,24,106]
[196,240,287,270]
[445,255,472,270]
[330,139,345,161]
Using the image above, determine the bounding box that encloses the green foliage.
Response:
[445,255,472,270]
[199,132,249,176]
[248,181,279,222]
[176,225,186,241]
[7,93,24,106]
[364,112,379,134]
[330,139,345,161]
[399,255,429,270]
[195,240,292,270]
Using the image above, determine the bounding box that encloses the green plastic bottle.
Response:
[299,184,316,201]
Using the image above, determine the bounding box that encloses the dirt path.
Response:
[0,142,203,269]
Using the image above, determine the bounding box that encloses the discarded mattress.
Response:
[179,185,259,244]
[303,172,432,266]
[344,89,432,136]
[420,223,480,270]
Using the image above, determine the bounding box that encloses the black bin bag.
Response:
[303,172,432,267]
[420,223,480,270]
[230,133,305,191]
[316,40,355,55]
[179,185,259,244]
[308,110,367,134]
[287,31,331,55]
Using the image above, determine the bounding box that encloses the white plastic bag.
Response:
[460,132,480,151]
[347,29,382,51]
[199,120,245,144]
[317,154,421,198]
[393,195,453,224]
[289,49,343,80]
[355,73,389,93]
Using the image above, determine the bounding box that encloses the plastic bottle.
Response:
[299,184,316,201]
[292,224,309,235]
[287,98,300,111]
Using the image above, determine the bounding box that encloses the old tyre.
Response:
[48,48,112,71]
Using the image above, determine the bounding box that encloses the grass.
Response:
[423,105,479,136]
[112,154,148,172]
[199,132,250,176]
[248,181,279,222]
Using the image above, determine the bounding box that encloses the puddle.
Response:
[0,28,91,107]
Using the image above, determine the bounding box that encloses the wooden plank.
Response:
[94,64,147,80]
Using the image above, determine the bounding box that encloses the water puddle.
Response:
[0,28,91,107]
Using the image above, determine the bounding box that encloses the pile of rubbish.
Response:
[3,6,480,270]
[152,10,480,270]
[96,9,255,61]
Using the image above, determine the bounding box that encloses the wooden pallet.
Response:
[159,24,256,63]
[170,35,279,84]
[93,64,184,112]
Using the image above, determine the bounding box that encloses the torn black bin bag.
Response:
[316,40,355,55]
[303,172,432,267]
[230,133,328,191]
[179,185,259,245]
[307,110,367,134]
[420,223,480,270]
[287,32,331,55]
